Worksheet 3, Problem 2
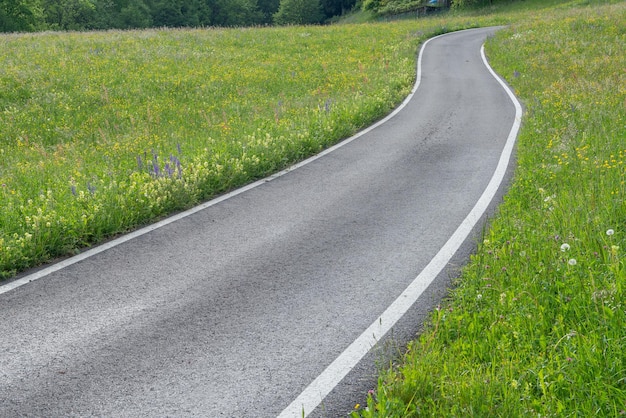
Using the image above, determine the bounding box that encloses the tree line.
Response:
[363,0,512,15]
[0,0,358,32]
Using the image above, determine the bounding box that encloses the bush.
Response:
[273,0,324,24]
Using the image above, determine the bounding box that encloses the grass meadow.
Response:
[1,21,472,278]
[353,1,626,416]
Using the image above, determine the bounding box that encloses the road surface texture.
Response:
[0,27,519,417]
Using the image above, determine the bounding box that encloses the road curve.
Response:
[0,27,519,417]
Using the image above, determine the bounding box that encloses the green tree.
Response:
[151,0,186,27]
[90,0,115,29]
[119,0,152,28]
[151,0,211,27]
[42,0,97,30]
[210,0,263,26]
[361,0,383,11]
[273,0,323,25]
[93,0,154,29]
[0,0,43,32]
[257,0,279,23]
[320,0,356,18]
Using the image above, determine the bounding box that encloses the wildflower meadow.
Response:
[1,22,463,278]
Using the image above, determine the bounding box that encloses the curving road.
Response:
[0,27,520,417]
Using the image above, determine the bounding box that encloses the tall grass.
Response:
[354,1,625,416]
[1,22,469,278]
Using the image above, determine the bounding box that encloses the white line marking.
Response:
[277,32,523,417]
[0,32,441,297]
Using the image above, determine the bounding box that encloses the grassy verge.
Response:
[354,1,625,416]
[1,20,474,279]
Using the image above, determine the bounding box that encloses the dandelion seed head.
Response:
[568,258,577,266]
[606,229,614,236]
[561,243,570,252]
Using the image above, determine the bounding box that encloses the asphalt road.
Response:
[0,27,519,417]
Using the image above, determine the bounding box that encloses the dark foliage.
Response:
[1,0,357,32]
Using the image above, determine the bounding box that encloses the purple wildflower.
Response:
[324,98,332,113]
[164,162,173,177]
[152,153,160,177]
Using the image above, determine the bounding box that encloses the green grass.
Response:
[353,1,625,416]
[0,21,475,278]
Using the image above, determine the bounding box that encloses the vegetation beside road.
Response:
[1,17,493,278]
[353,1,626,416]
